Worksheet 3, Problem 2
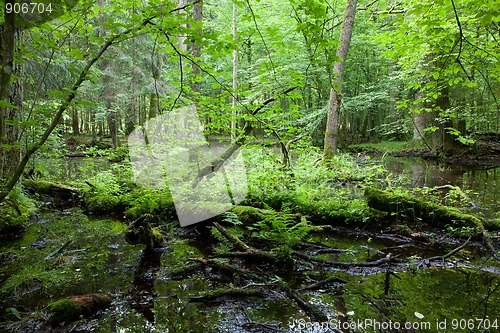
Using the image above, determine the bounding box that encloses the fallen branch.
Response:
[299,275,347,291]
[213,221,250,252]
[189,287,266,303]
[190,257,262,280]
[45,239,73,260]
[277,283,329,322]
[296,252,399,268]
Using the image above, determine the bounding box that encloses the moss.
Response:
[364,187,484,234]
[122,188,175,220]
[0,187,37,235]
[230,205,300,225]
[48,299,82,326]
[47,294,112,326]
[125,214,163,249]
[83,193,124,213]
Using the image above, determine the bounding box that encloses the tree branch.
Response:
[0,17,155,203]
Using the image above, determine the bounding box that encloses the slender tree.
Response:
[231,2,238,141]
[323,0,357,161]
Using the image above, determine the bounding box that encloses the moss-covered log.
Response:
[364,187,484,232]
[47,294,112,326]
[22,179,79,205]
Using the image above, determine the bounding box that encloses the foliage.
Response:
[0,187,37,235]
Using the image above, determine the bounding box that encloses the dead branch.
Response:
[299,275,347,291]
[190,257,262,280]
[213,221,250,252]
[296,252,400,268]
[277,283,329,322]
[189,287,266,303]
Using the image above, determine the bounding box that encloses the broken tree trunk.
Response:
[125,214,163,251]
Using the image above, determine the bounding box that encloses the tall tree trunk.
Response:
[190,0,203,96]
[413,91,426,141]
[1,6,23,179]
[323,0,357,161]
[432,85,454,154]
[72,108,80,135]
[231,3,238,141]
[149,53,162,119]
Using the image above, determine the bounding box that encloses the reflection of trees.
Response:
[130,248,162,323]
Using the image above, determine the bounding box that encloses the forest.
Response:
[1,0,500,332]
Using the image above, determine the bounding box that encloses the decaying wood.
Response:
[295,251,400,268]
[48,294,112,326]
[365,187,500,260]
[299,275,347,291]
[433,184,478,208]
[45,239,73,260]
[213,221,250,252]
[189,257,262,280]
[277,282,329,322]
[125,214,163,250]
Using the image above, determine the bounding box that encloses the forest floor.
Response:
[1,139,500,331]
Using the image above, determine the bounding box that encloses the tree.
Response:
[0,2,24,179]
[323,0,357,161]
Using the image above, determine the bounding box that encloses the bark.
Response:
[231,3,238,141]
[190,0,203,95]
[0,6,23,179]
[323,0,358,161]
[431,86,455,154]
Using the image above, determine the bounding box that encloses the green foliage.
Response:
[242,146,382,226]
[0,187,37,235]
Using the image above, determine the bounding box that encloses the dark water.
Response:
[381,157,499,219]
[1,156,499,332]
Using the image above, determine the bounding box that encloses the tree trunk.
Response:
[149,53,162,119]
[190,0,203,96]
[72,108,80,135]
[231,3,238,141]
[323,0,357,161]
[1,7,23,179]
[413,91,426,141]
[432,85,455,154]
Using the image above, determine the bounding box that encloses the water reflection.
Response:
[382,157,499,218]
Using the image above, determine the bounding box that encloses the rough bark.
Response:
[0,7,23,179]
[323,0,357,161]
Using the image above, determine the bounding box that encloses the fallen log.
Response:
[47,294,112,326]
[365,187,500,260]
[365,187,483,230]
[22,179,79,203]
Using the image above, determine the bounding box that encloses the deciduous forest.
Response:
[1,0,500,332]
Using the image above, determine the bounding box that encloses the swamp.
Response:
[1,0,500,332]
